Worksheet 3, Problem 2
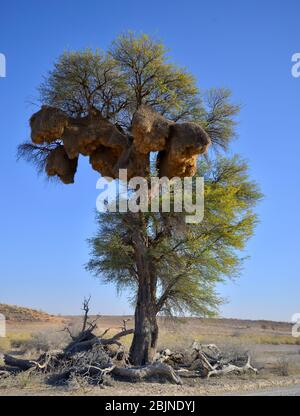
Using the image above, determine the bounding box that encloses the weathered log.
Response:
[154,343,258,380]
[154,349,184,367]
[0,364,21,375]
[192,342,222,356]
[101,329,134,346]
[64,329,97,354]
[64,328,134,355]
[176,368,202,378]
[207,355,258,378]
[112,362,182,385]
[4,354,36,371]
[64,337,100,354]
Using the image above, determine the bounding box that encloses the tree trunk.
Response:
[129,224,158,366]
[129,282,158,365]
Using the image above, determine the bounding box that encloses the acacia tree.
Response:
[87,156,261,364]
[18,33,261,365]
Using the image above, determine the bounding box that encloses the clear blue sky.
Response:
[0,0,299,321]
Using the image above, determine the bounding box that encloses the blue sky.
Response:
[0,0,299,320]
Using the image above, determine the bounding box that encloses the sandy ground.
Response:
[234,384,300,396]
[1,376,300,396]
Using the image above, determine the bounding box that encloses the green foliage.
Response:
[39,49,127,120]
[200,88,240,150]
[110,32,202,121]
[87,211,136,293]
[87,155,262,316]
[38,32,238,148]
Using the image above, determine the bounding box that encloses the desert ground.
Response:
[1,305,300,396]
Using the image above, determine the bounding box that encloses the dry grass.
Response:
[240,335,300,345]
[0,337,11,353]
[0,332,32,353]
[1,315,298,355]
[1,314,300,396]
[274,358,290,376]
[19,330,70,354]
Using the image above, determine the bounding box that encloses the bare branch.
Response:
[81,295,91,333]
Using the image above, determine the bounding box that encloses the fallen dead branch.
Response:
[206,355,258,378]
[112,362,182,385]
[3,354,36,371]
[154,343,258,379]
[3,338,257,386]
[1,299,258,386]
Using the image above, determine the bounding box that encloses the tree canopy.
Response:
[87,155,262,317]
[38,33,239,148]
[18,33,240,179]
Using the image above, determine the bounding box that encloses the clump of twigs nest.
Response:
[0,298,258,386]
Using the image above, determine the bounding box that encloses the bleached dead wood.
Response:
[1,302,258,386]
[3,343,258,384]
[207,355,258,378]
[154,342,258,380]
[65,328,134,354]
[192,342,221,356]
[101,329,134,346]
[112,362,182,385]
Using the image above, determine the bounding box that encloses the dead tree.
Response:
[2,322,258,385]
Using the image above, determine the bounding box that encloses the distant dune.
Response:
[0,304,59,322]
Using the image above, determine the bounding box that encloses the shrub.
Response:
[275,358,290,376]
[20,330,69,353]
